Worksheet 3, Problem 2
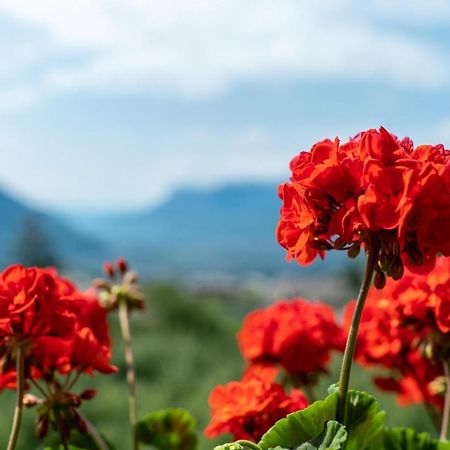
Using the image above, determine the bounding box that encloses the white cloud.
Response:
[0,0,448,110]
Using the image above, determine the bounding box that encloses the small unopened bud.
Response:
[80,388,97,400]
[373,270,386,290]
[103,262,115,278]
[117,257,128,274]
[390,258,404,281]
[333,237,347,249]
[309,238,333,251]
[70,394,81,407]
[23,394,40,408]
[347,245,360,259]
[407,246,424,266]
[123,271,139,285]
[35,415,49,439]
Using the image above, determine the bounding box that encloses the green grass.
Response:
[0,282,438,450]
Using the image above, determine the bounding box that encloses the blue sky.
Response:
[1,1,450,211]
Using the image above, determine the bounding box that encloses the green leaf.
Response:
[344,390,385,450]
[297,420,347,449]
[259,392,338,449]
[259,390,384,450]
[383,427,450,450]
[137,407,198,450]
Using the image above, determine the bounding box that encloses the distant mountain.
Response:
[66,182,354,277]
[0,189,101,269]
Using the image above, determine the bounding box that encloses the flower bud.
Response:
[309,238,333,251]
[117,257,128,274]
[23,394,40,408]
[35,415,49,439]
[373,270,386,290]
[347,245,360,259]
[70,393,81,407]
[407,245,424,266]
[123,271,139,285]
[80,388,97,400]
[390,258,404,281]
[333,237,347,249]
[103,262,115,278]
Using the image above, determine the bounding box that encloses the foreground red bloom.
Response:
[0,265,116,390]
[204,376,308,441]
[238,299,344,383]
[343,260,450,409]
[277,127,450,282]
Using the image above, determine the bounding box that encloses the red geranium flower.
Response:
[277,127,450,282]
[204,376,308,441]
[0,265,116,390]
[343,259,450,408]
[238,299,344,382]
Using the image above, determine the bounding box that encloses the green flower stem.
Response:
[7,346,25,450]
[79,412,109,450]
[336,248,379,424]
[440,360,450,440]
[235,440,263,450]
[118,300,139,450]
[55,409,70,450]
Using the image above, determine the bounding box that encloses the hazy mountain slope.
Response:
[0,189,101,268]
[66,183,353,277]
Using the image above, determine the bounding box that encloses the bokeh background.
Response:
[0,1,448,448]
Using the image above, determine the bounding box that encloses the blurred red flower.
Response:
[343,259,450,409]
[0,265,116,390]
[238,299,344,382]
[277,127,450,282]
[204,376,308,441]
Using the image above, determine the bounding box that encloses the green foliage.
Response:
[297,420,347,449]
[259,390,384,450]
[259,393,337,449]
[40,429,115,450]
[43,446,87,450]
[383,427,450,450]
[137,407,198,450]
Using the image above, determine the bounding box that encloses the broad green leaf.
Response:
[259,392,338,449]
[137,407,198,450]
[344,390,385,450]
[297,420,347,449]
[383,427,450,450]
[259,390,384,450]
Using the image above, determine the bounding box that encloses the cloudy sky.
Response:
[1,0,450,211]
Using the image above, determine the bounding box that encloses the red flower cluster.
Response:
[238,299,345,382]
[204,375,308,441]
[0,265,116,390]
[205,298,343,441]
[277,127,450,282]
[344,259,450,408]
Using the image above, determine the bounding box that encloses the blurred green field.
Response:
[0,282,438,449]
